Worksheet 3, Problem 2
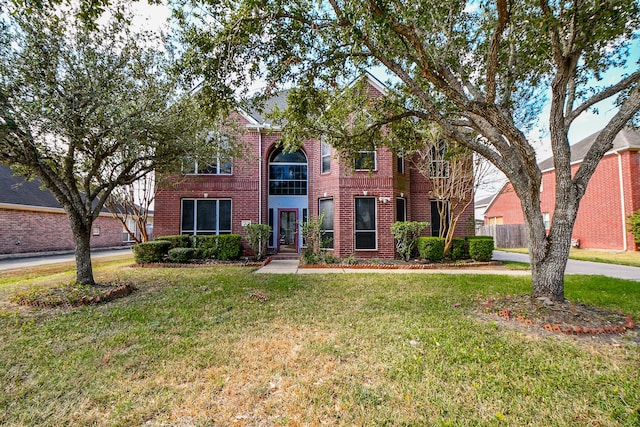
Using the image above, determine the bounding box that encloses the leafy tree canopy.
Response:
[175,0,640,301]
[0,1,222,284]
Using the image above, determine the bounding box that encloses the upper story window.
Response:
[429,142,449,178]
[397,152,405,174]
[321,140,331,174]
[269,147,308,195]
[183,157,232,175]
[354,150,377,171]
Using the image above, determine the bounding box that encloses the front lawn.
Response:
[0,260,638,426]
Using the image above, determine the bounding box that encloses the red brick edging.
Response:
[495,309,635,336]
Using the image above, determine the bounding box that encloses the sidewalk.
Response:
[255,259,531,276]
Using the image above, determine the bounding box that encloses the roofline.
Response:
[0,202,128,218]
[482,181,510,216]
[539,145,634,173]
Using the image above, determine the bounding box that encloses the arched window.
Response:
[269,147,307,195]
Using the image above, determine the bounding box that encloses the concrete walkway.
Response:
[255,259,530,276]
[255,251,640,281]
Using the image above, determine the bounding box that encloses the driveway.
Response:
[0,247,132,271]
[493,250,640,281]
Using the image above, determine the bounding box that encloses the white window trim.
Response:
[354,196,377,250]
[321,140,331,174]
[354,150,377,172]
[319,198,334,250]
[183,157,233,175]
[180,198,233,235]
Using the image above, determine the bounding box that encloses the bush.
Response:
[217,234,242,260]
[194,235,218,259]
[154,235,192,249]
[243,223,272,260]
[168,247,195,263]
[417,237,445,261]
[391,221,429,261]
[628,210,640,242]
[449,237,467,261]
[468,236,494,261]
[132,240,171,263]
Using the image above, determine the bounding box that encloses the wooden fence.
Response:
[476,224,528,248]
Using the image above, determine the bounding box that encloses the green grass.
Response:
[499,247,640,267]
[0,257,639,426]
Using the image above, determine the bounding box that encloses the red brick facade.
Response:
[484,146,640,251]
[0,206,129,255]
[154,77,475,258]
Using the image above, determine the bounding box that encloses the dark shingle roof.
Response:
[245,90,291,125]
[538,127,640,171]
[0,164,62,209]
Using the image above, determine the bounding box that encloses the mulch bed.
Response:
[476,295,638,344]
[300,260,501,269]
[14,282,136,309]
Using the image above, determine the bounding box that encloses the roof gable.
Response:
[0,165,62,209]
[538,127,640,171]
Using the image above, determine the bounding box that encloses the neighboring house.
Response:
[483,127,640,251]
[474,194,494,229]
[0,164,140,255]
[154,74,475,258]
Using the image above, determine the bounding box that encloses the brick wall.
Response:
[0,208,128,255]
[484,150,640,251]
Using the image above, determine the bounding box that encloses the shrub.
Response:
[628,210,640,242]
[168,247,195,263]
[217,234,242,260]
[449,237,466,261]
[194,235,218,259]
[468,236,494,261]
[154,235,192,249]
[391,221,429,261]
[418,237,445,261]
[132,240,171,263]
[243,223,272,260]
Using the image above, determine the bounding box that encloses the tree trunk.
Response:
[529,237,570,302]
[68,217,96,286]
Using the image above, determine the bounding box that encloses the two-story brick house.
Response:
[153,75,475,258]
[483,127,640,251]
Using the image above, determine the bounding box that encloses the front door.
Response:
[278,209,298,253]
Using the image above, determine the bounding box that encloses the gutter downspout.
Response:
[258,129,263,224]
[617,152,628,251]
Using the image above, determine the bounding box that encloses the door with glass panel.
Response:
[278,209,298,253]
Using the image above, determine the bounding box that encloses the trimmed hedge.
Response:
[449,237,467,261]
[154,235,192,249]
[132,240,171,263]
[468,236,494,261]
[168,247,195,263]
[193,234,243,260]
[217,234,242,260]
[418,237,445,261]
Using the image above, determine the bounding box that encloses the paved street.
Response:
[0,247,132,271]
[492,250,640,281]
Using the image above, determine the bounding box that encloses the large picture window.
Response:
[355,197,376,250]
[181,199,232,235]
[269,147,308,195]
[319,198,334,249]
